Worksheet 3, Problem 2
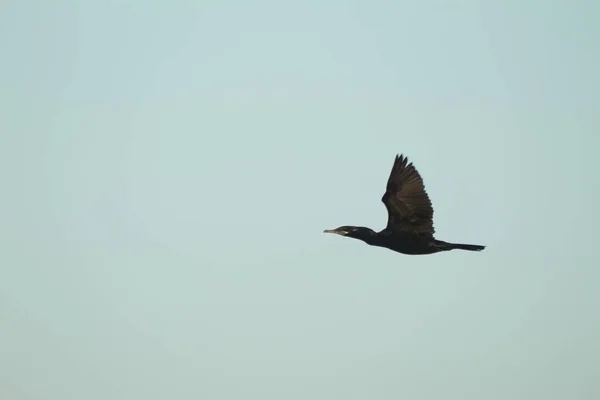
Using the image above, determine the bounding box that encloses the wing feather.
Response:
[381,154,435,235]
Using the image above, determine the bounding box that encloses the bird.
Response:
[323,153,485,255]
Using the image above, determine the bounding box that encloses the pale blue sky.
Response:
[1,1,599,399]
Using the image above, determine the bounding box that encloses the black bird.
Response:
[324,154,485,255]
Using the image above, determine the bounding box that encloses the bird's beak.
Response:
[323,229,346,235]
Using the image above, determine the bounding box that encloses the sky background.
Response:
[1,1,599,399]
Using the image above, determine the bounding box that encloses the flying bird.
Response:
[324,154,485,255]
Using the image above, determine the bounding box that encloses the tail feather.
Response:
[436,240,485,252]
[449,242,485,252]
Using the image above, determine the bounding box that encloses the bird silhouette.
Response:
[324,154,485,255]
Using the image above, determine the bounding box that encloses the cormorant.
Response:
[324,154,485,255]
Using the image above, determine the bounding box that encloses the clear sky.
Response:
[1,1,599,399]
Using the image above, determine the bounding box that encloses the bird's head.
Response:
[323,226,376,242]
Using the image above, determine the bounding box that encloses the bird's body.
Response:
[324,154,485,255]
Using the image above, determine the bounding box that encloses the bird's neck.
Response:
[351,227,378,244]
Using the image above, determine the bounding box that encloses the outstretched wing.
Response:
[381,154,435,235]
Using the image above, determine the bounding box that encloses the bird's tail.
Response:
[437,240,486,252]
